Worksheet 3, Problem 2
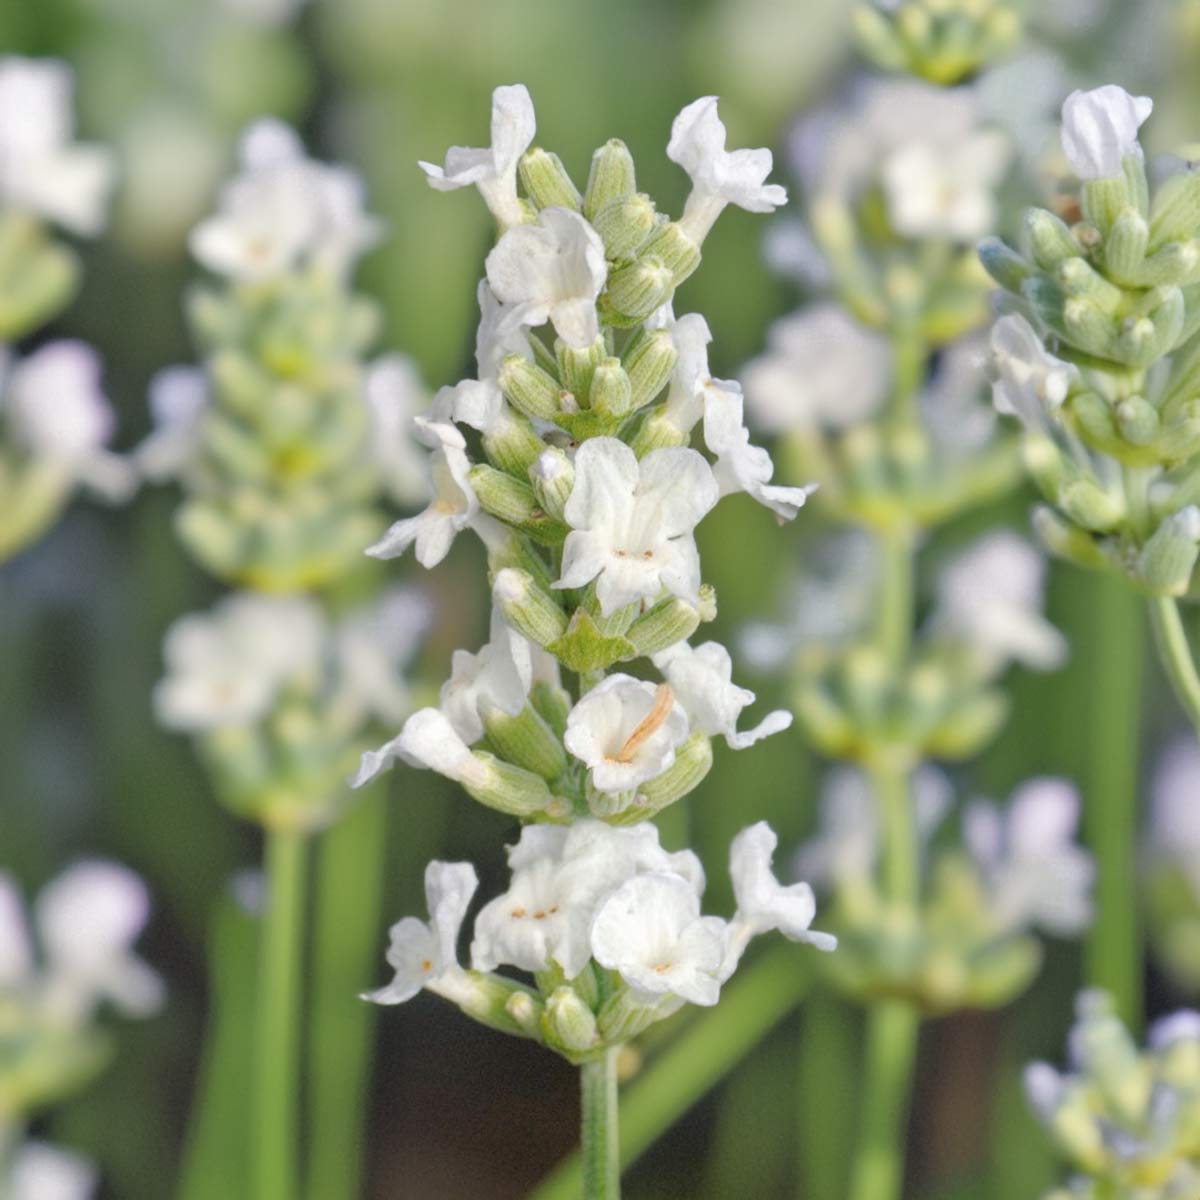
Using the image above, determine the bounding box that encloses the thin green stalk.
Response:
[531,945,809,1200]
[1148,594,1200,738]
[581,1046,620,1200]
[253,827,307,1200]
[305,792,389,1200]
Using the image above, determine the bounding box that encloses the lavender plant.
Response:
[356,84,833,1197]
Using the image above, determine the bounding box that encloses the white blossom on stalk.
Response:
[134,366,209,483]
[367,419,479,568]
[0,57,114,235]
[364,354,430,507]
[6,1141,96,1200]
[722,823,835,977]
[354,706,493,792]
[963,778,1094,936]
[556,437,718,615]
[154,593,324,731]
[652,640,792,750]
[656,310,713,434]
[667,96,787,243]
[741,304,891,434]
[1060,85,1152,181]
[190,119,381,281]
[931,531,1068,672]
[1149,738,1200,895]
[2,342,135,501]
[990,314,1077,435]
[440,605,534,744]
[590,872,728,1006]
[419,84,535,229]
[485,207,607,349]
[363,861,478,1005]
[564,674,689,794]
[700,378,817,520]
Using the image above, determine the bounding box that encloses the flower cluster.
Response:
[146,118,430,591]
[155,587,428,830]
[366,819,832,1060]
[797,768,1092,1012]
[0,863,161,1194]
[362,84,828,1055]
[981,85,1200,597]
[0,57,129,564]
[1027,991,1200,1198]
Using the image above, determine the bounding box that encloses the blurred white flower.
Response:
[485,207,607,349]
[0,57,114,236]
[1060,85,1152,181]
[7,1140,96,1200]
[190,119,381,281]
[134,366,209,483]
[440,605,533,744]
[365,355,430,508]
[931,531,1068,672]
[668,96,787,243]
[653,640,792,750]
[741,304,891,435]
[363,860,477,1005]
[964,778,1094,936]
[367,419,479,568]
[419,84,536,229]
[990,314,1077,436]
[1149,737,1200,895]
[556,437,718,615]
[920,334,997,459]
[154,593,324,731]
[564,674,689,794]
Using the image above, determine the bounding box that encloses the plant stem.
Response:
[253,827,307,1200]
[1148,594,1200,738]
[531,945,809,1200]
[581,1046,620,1199]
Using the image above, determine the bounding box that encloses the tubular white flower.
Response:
[700,378,817,520]
[363,860,478,1005]
[741,304,891,435]
[652,640,792,750]
[366,419,479,568]
[354,706,488,789]
[134,365,209,483]
[419,84,536,229]
[964,778,1093,936]
[556,437,718,615]
[657,311,713,434]
[440,604,533,744]
[35,861,164,1020]
[0,56,114,235]
[563,674,689,794]
[722,822,835,978]
[154,593,324,732]
[365,354,430,507]
[189,118,380,281]
[1150,737,1200,894]
[485,207,608,350]
[591,872,728,1006]
[667,96,787,243]
[1060,85,1153,181]
[990,314,1077,435]
[932,531,1068,672]
[7,1141,96,1200]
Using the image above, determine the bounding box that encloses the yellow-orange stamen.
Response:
[614,684,675,764]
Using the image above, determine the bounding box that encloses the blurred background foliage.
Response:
[1,0,1196,1196]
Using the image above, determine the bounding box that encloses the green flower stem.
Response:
[581,1046,621,1199]
[531,945,810,1200]
[1148,594,1200,739]
[253,827,307,1200]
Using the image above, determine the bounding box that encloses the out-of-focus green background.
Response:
[2,0,1195,1195]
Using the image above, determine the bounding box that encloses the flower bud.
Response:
[923,689,1010,760]
[624,596,701,657]
[493,566,569,648]
[462,751,557,817]
[611,733,712,824]
[978,237,1032,293]
[589,358,633,417]
[1059,477,1125,532]
[1114,395,1159,446]
[482,704,569,781]
[1061,296,1117,360]
[1101,208,1149,285]
[499,354,563,421]
[628,410,689,457]
[601,256,675,326]
[518,148,582,212]
[1057,257,1122,314]
[1149,167,1200,250]
[591,194,657,260]
[469,464,537,525]
[556,335,607,404]
[1137,506,1200,595]
[482,407,546,478]
[640,221,702,286]
[529,447,574,521]
[622,327,677,411]
[1025,208,1080,270]
[1032,505,1109,570]
[584,139,637,221]
[542,986,600,1056]
[504,989,543,1037]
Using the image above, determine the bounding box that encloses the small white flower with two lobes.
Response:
[190,119,381,282]
[652,640,792,750]
[364,354,431,508]
[555,437,719,616]
[1,862,164,1022]
[6,1141,96,1200]
[367,419,479,568]
[564,674,690,794]
[353,706,487,790]
[667,96,787,244]
[419,84,536,230]
[1060,85,1153,181]
[964,778,1094,936]
[931,530,1068,672]
[0,56,114,236]
[989,314,1077,436]
[134,366,209,484]
[363,861,478,1005]
[485,207,608,350]
[741,304,892,435]
[154,593,324,732]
